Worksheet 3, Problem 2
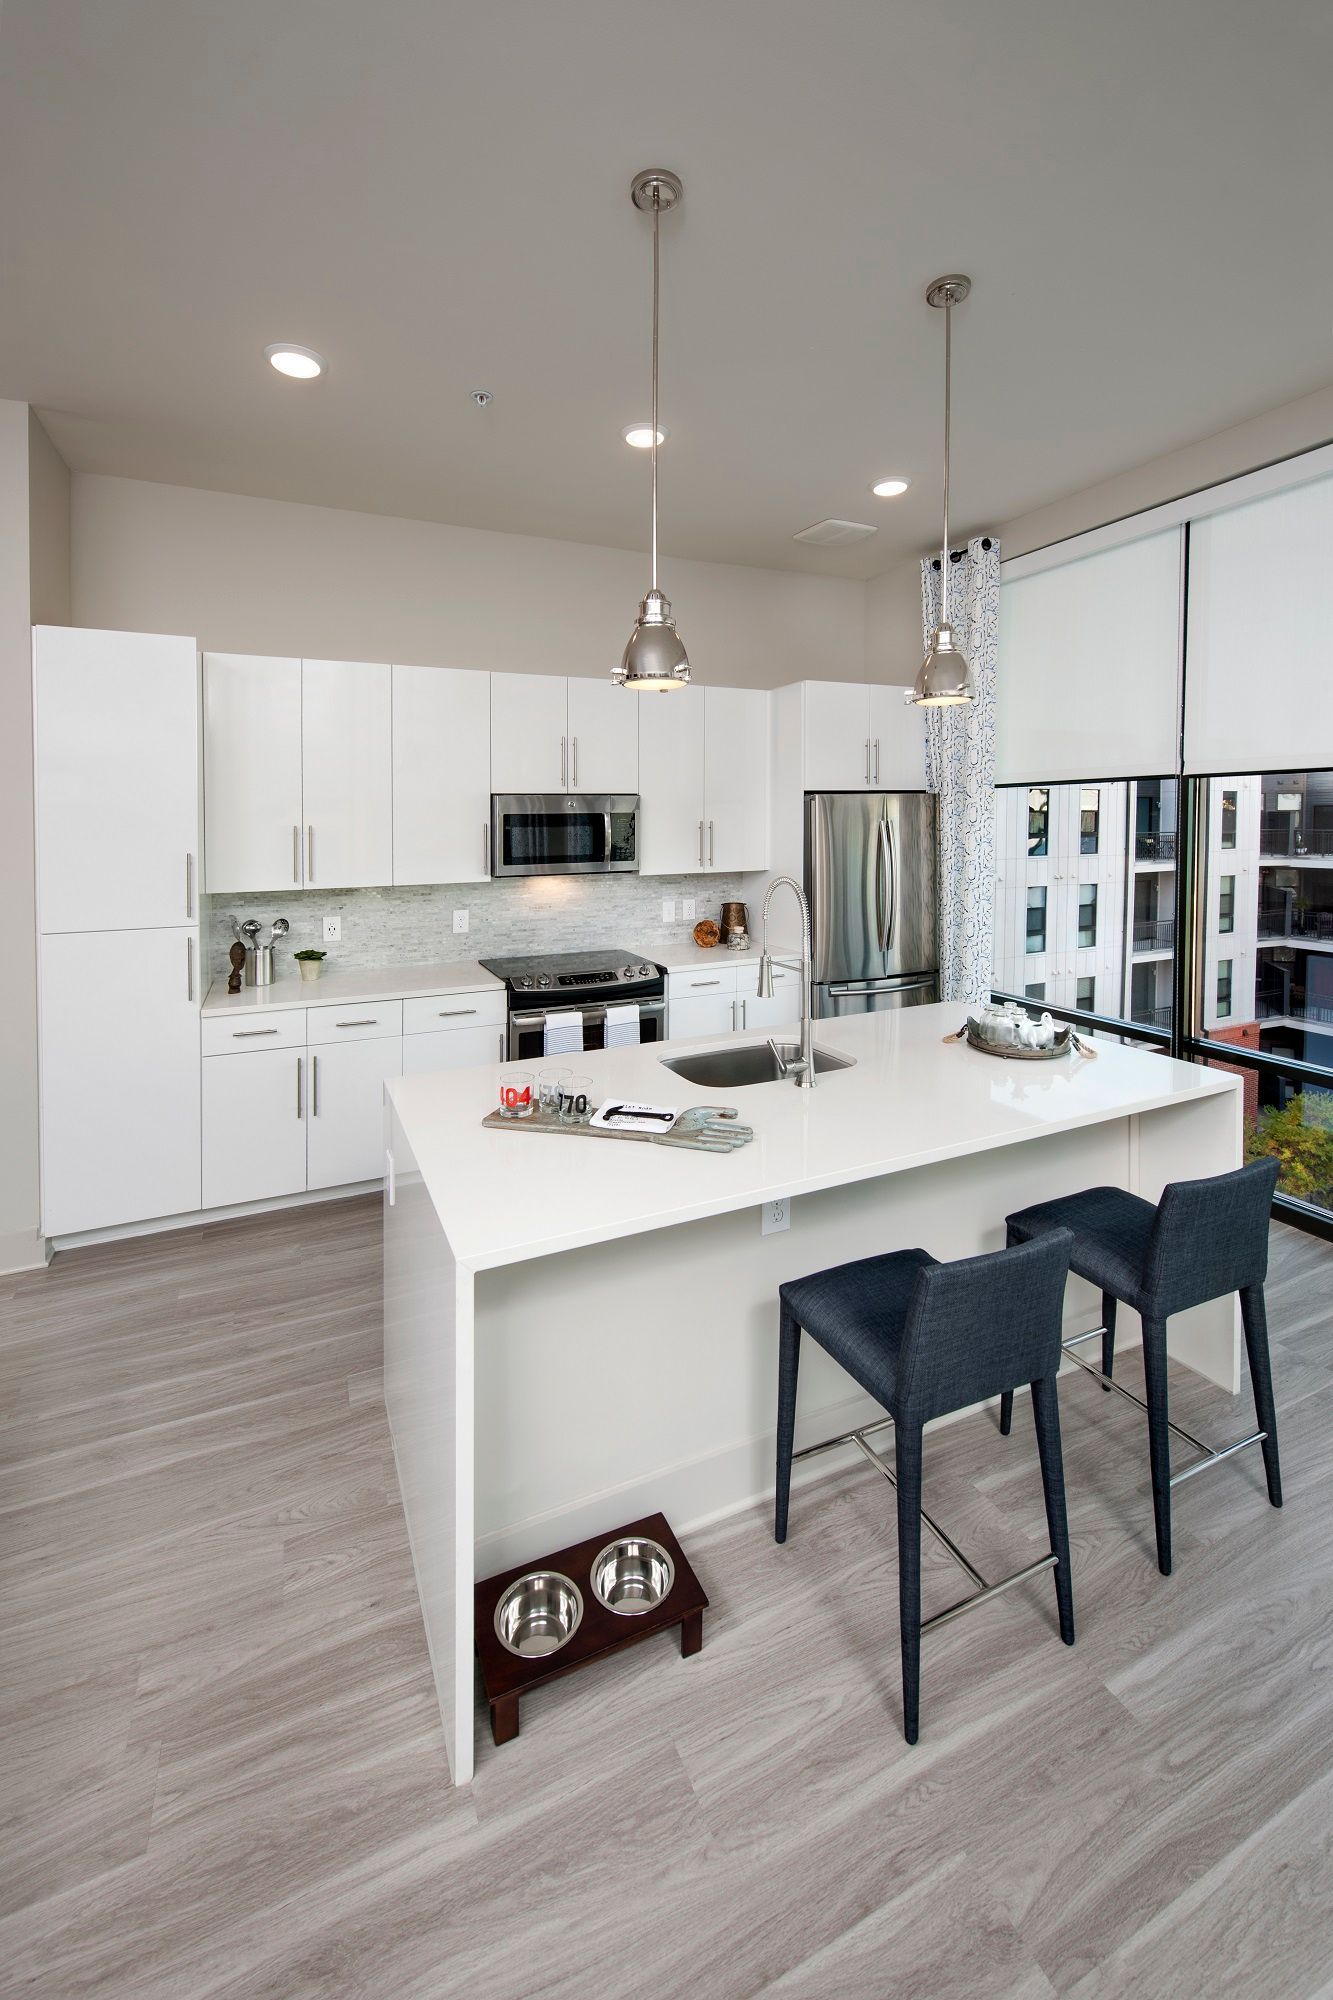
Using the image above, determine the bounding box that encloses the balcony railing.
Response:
[1131,1003,1173,1029]
[1256,997,1333,1026]
[1256,912,1333,943]
[1259,828,1333,858]
[1132,918,1175,952]
[1134,831,1176,862]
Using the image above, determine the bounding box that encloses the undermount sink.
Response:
[660,1041,856,1088]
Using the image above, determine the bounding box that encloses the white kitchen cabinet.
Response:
[566,677,638,792]
[667,988,738,1039]
[392,666,491,884]
[204,653,304,893]
[869,684,926,790]
[703,686,768,872]
[637,687,706,873]
[301,659,393,888]
[306,1037,403,1190]
[35,627,200,934]
[736,960,802,1033]
[490,674,569,793]
[403,1023,507,1074]
[799,681,923,792]
[202,1044,309,1209]
[40,927,202,1235]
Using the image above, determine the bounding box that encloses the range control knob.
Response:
[638,963,653,977]
[620,965,636,980]
[536,974,553,989]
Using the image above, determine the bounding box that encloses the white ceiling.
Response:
[2,0,1331,579]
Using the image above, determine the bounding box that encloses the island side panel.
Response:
[383,1101,476,1786]
[471,1113,1147,1575]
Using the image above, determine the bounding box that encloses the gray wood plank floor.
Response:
[2,1197,1330,1999]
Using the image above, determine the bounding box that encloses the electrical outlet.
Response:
[761,1196,791,1236]
[661,898,676,923]
[682,898,697,923]
[453,909,469,934]
[322,914,341,943]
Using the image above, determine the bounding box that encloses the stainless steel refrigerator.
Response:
[805,792,939,1018]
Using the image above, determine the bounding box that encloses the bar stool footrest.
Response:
[1059,1327,1267,1486]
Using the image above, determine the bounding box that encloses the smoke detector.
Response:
[792,519,878,548]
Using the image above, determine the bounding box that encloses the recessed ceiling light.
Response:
[264,343,326,380]
[871,477,910,498]
[623,422,667,449]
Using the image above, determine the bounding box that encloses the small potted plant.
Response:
[293,948,327,985]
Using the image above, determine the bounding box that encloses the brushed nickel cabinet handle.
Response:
[864,739,871,785]
[306,824,315,882]
[233,1027,279,1038]
[335,1018,379,1028]
[438,1008,477,1018]
[698,820,705,867]
[692,979,722,988]
[572,736,579,787]
[312,1053,320,1117]
[873,738,880,785]
[185,852,194,918]
[709,820,715,867]
[561,736,568,788]
[293,825,300,884]
[186,935,194,1001]
[483,821,490,874]
[296,1056,304,1119]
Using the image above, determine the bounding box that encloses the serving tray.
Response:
[482,1103,756,1153]
[942,1022,1098,1061]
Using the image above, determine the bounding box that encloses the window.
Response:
[1219,875,1235,934]
[1027,787,1049,857]
[1221,790,1237,849]
[1026,887,1047,954]
[1078,882,1098,949]
[1076,976,1096,1012]
[1217,960,1233,1018]
[1080,787,1100,854]
[1024,981,1046,1002]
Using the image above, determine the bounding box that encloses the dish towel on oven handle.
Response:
[603,1002,641,1049]
[543,1009,585,1055]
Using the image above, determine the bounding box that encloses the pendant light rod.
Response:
[651,184,660,593]
[925,273,970,626]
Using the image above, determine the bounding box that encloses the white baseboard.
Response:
[0,1228,54,1276]
[51,1180,380,1253]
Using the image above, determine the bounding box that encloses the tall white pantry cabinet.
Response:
[34,627,203,1236]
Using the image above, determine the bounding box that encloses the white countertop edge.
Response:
[202,958,504,1017]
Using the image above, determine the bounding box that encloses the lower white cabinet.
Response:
[403,1024,506,1074]
[666,989,737,1039]
[202,1045,309,1209]
[667,960,802,1041]
[307,1038,403,1190]
[736,961,802,1033]
[40,926,202,1236]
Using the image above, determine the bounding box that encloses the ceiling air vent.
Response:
[792,519,878,548]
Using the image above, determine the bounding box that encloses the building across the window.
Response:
[1027,787,1049,858]
[1025,885,1047,953]
[1076,975,1096,1012]
[1080,787,1100,855]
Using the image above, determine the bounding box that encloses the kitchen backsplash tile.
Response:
[204,873,748,976]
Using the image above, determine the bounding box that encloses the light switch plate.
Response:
[453,909,469,934]
[661,898,676,923]
[761,1196,791,1236]
[322,914,341,943]
[682,898,697,923]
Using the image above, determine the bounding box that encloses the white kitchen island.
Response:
[383,1000,1241,1783]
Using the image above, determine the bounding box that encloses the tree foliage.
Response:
[1246,1091,1333,1210]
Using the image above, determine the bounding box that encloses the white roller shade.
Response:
[996,530,1182,783]
[1185,473,1333,774]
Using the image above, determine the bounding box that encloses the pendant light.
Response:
[912,273,975,707]
[613,169,691,692]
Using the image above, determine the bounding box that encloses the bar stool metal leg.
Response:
[1141,1317,1173,1576]
[1101,1291,1117,1391]
[774,1306,801,1544]
[895,1425,924,1746]
[1030,1376,1075,1645]
[1240,1284,1283,1509]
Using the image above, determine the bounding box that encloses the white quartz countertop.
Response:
[202,958,503,1017]
[386,1000,1239,1273]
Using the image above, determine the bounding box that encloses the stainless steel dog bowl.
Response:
[493,1571,584,1658]
[590,1537,676,1616]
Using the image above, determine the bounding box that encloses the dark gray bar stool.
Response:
[998,1158,1282,1576]
[775,1232,1075,1745]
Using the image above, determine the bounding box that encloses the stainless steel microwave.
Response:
[490,795,639,877]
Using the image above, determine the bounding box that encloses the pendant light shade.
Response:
[913,274,976,708]
[613,169,691,691]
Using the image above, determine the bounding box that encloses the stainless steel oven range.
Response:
[490,795,639,877]
[479,949,667,1060]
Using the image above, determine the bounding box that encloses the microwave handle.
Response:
[604,810,613,861]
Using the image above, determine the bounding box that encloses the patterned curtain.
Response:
[920,535,1000,1005]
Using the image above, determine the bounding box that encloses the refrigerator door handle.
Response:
[884,816,897,952]
[807,793,833,984]
[877,817,897,953]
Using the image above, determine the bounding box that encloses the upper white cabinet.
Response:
[393,665,492,885]
[703,686,768,872]
[301,659,392,888]
[204,653,303,893]
[35,627,200,933]
[490,675,639,794]
[40,926,201,1235]
[799,681,924,791]
[204,655,392,892]
[566,678,639,793]
[637,684,768,874]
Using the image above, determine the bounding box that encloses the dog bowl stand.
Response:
[474,1512,708,1747]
